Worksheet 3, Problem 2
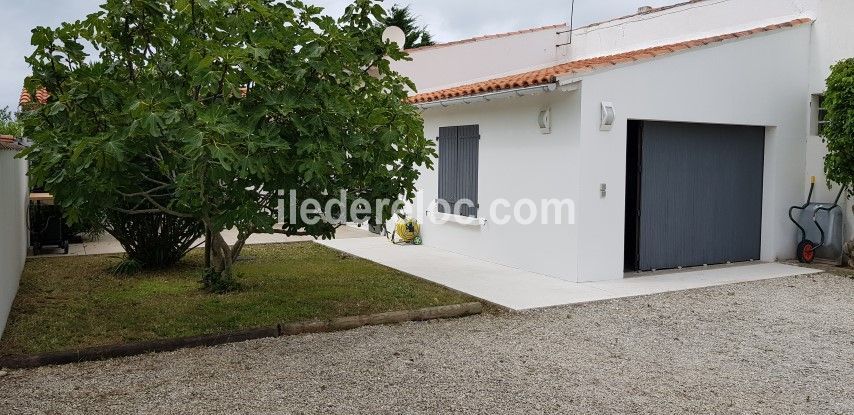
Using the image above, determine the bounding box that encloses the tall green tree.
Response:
[0,107,22,137]
[20,0,434,291]
[383,4,435,49]
[823,58,854,203]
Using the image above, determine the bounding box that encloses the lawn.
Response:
[0,242,474,356]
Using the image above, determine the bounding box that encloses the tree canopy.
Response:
[20,0,435,289]
[383,4,435,49]
[823,58,854,198]
[0,107,22,137]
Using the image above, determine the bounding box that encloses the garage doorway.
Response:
[625,121,765,272]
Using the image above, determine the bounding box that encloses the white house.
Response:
[392,0,854,283]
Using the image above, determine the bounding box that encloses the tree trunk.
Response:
[210,231,233,273]
[204,228,212,269]
[203,230,240,292]
[230,230,252,263]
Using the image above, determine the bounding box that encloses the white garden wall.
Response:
[0,149,27,336]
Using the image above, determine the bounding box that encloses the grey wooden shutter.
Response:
[438,126,458,214]
[437,125,479,216]
[457,125,480,217]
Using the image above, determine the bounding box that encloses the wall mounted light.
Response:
[538,108,551,134]
[600,102,615,131]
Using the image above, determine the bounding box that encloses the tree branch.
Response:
[115,186,193,218]
[117,183,171,197]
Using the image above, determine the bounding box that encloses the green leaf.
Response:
[47,103,66,116]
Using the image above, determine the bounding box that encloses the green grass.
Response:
[0,242,474,356]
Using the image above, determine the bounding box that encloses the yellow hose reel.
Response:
[391,218,422,245]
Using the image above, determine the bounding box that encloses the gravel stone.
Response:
[1,273,852,414]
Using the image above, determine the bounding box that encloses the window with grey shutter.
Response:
[438,125,479,217]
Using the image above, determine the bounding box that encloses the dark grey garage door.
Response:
[633,121,765,271]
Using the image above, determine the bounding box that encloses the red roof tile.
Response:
[0,137,23,151]
[19,87,50,106]
[409,18,812,105]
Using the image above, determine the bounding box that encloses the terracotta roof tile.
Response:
[19,87,50,107]
[21,85,245,107]
[0,137,23,151]
[409,18,812,105]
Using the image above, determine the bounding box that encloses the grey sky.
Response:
[0,0,677,112]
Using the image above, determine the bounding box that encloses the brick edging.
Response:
[0,302,483,370]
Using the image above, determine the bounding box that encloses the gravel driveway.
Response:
[1,273,852,414]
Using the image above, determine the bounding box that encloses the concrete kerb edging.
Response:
[0,302,483,370]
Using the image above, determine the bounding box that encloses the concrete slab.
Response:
[317,237,823,311]
[586,262,822,298]
[29,225,376,258]
[318,237,612,309]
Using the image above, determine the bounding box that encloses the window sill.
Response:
[426,210,487,227]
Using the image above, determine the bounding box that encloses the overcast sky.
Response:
[0,0,677,112]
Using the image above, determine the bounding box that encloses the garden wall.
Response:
[0,148,27,336]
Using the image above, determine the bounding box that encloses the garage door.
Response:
[632,121,765,271]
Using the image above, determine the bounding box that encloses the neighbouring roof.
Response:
[405,23,567,53]
[18,85,244,107]
[19,87,50,106]
[408,18,812,105]
[0,137,24,151]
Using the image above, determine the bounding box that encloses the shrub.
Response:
[823,58,854,201]
[104,210,204,269]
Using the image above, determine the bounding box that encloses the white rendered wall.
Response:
[557,0,817,62]
[393,26,563,93]
[417,91,582,281]
[571,25,812,281]
[0,150,27,336]
[805,0,854,235]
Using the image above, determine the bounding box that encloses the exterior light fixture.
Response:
[538,108,552,134]
[600,102,615,131]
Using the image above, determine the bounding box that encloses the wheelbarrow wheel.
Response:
[797,240,816,263]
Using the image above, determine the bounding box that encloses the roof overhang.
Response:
[0,141,25,151]
[415,82,581,110]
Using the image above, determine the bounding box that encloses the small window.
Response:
[812,94,829,136]
[438,125,479,217]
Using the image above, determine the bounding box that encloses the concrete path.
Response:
[31,225,376,257]
[318,237,821,310]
